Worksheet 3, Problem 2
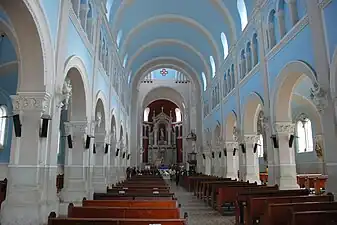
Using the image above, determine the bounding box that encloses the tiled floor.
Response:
[168,181,235,225]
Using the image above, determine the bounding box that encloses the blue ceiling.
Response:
[106,0,254,83]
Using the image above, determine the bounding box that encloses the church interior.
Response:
[0,0,337,224]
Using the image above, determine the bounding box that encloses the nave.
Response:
[44,171,337,225]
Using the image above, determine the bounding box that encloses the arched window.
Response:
[220,32,229,59]
[257,134,264,157]
[237,0,248,31]
[296,116,314,153]
[116,30,123,47]
[201,72,207,91]
[127,71,132,84]
[210,56,216,77]
[0,105,7,147]
[143,108,150,122]
[175,108,182,122]
[123,54,128,68]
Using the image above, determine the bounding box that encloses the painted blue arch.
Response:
[115,0,235,58]
[129,44,208,82]
[123,21,214,64]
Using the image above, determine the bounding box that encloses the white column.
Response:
[244,135,260,184]
[276,10,286,38]
[0,92,52,225]
[92,132,107,193]
[154,128,158,146]
[225,142,238,179]
[205,153,212,175]
[274,122,298,189]
[287,0,299,26]
[167,127,171,145]
[60,121,88,214]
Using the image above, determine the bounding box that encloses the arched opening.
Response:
[267,10,277,49]
[224,111,239,179]
[237,0,248,31]
[0,105,7,149]
[92,98,107,192]
[242,93,264,183]
[142,99,182,165]
[201,72,207,91]
[273,61,323,189]
[143,107,150,122]
[220,32,229,59]
[123,53,128,68]
[210,56,216,78]
[116,30,123,48]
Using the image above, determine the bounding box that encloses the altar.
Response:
[142,107,183,165]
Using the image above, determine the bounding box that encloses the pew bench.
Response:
[261,200,337,225]
[247,194,334,225]
[236,189,310,225]
[93,192,176,201]
[68,205,180,219]
[82,199,177,208]
[289,210,337,225]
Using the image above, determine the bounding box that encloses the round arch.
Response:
[242,92,264,134]
[0,0,54,93]
[141,87,186,112]
[110,112,117,140]
[94,90,109,130]
[292,93,323,134]
[131,57,203,93]
[94,98,107,133]
[126,39,211,79]
[120,14,221,65]
[119,124,124,142]
[271,60,317,122]
[224,111,237,141]
[63,56,91,119]
[213,121,221,143]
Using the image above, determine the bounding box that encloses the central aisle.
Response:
[168,181,235,225]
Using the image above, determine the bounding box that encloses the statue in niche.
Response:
[160,128,165,140]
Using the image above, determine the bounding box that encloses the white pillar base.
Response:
[1,203,41,225]
[279,164,298,189]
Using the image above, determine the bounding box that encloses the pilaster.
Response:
[92,132,108,193]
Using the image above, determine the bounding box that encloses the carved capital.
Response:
[64,121,87,135]
[11,92,51,114]
[274,122,295,135]
[225,141,238,150]
[244,134,260,144]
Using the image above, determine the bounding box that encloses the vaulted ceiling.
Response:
[106,0,256,86]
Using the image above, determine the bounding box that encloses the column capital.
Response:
[225,141,238,149]
[11,92,51,114]
[244,134,260,144]
[274,122,295,135]
[64,121,88,135]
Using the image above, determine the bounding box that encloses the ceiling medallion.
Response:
[160,68,168,76]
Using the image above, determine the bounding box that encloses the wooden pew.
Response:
[68,204,180,219]
[0,178,7,207]
[48,213,186,225]
[216,184,278,212]
[236,189,310,225]
[261,200,337,225]
[94,192,175,200]
[288,210,337,225]
[82,199,177,208]
[247,194,334,225]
